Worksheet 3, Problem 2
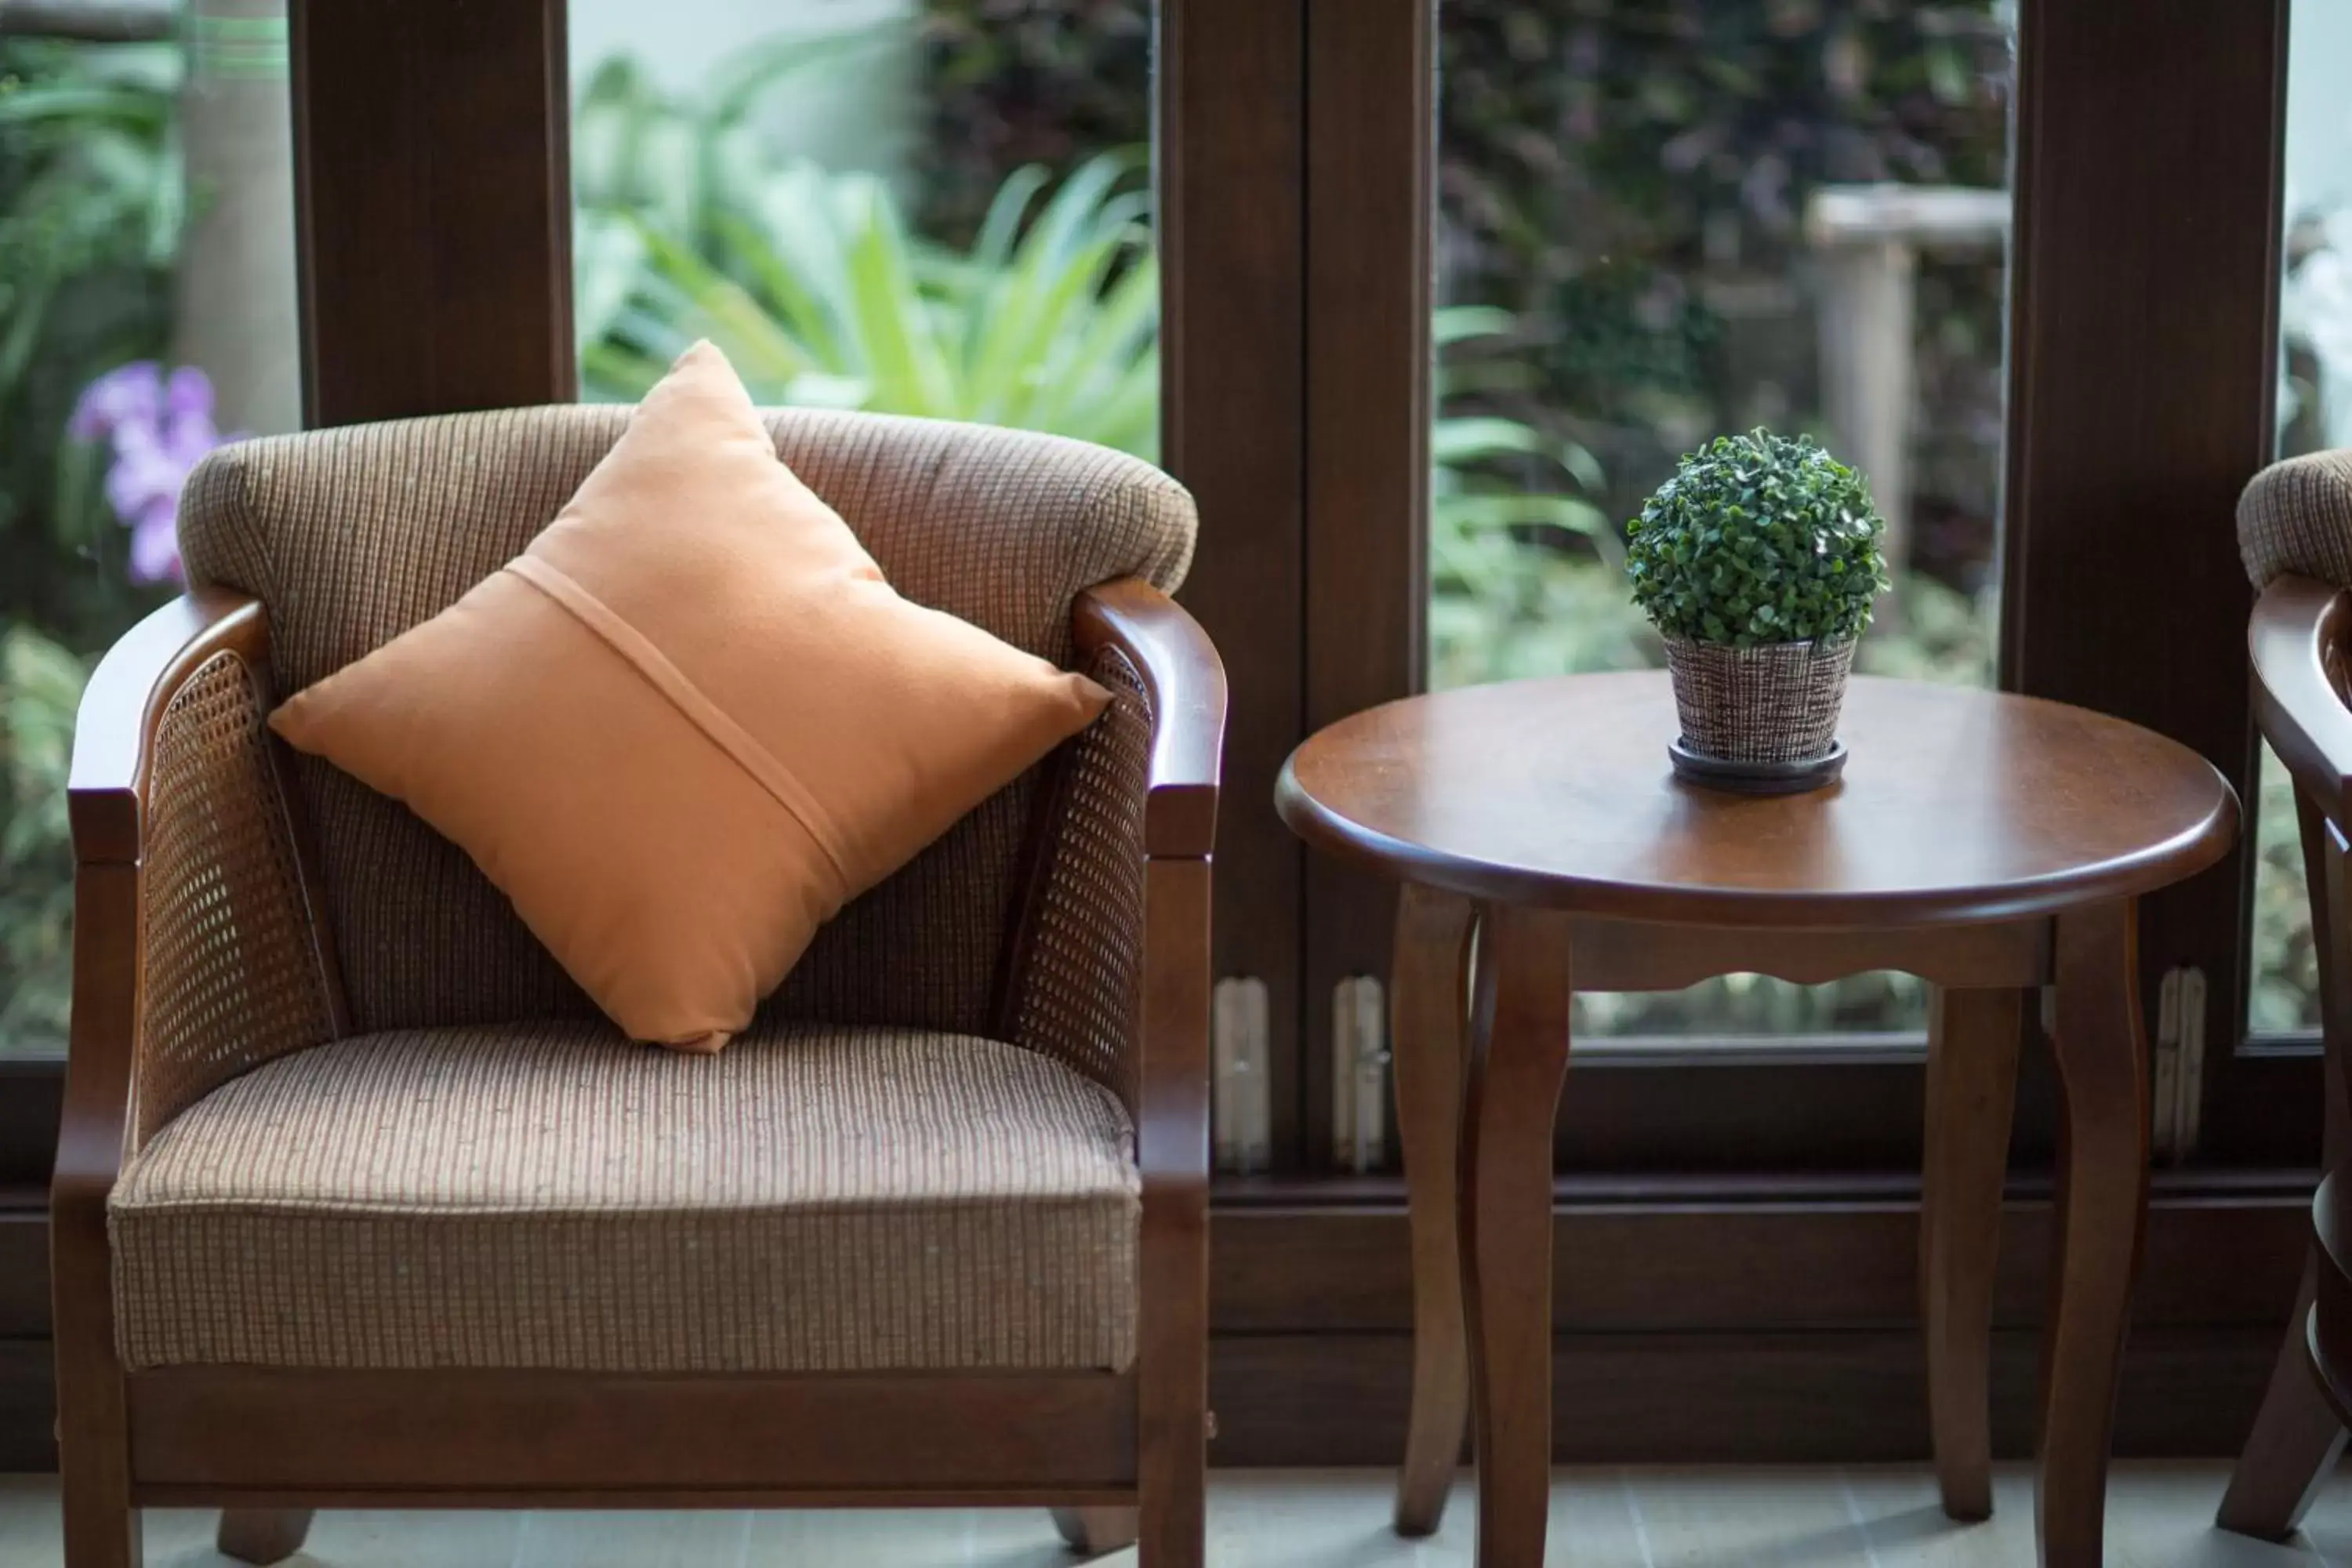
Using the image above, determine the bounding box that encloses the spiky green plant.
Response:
[573,56,1156,456]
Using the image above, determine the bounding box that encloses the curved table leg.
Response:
[2036,899,2151,1568]
[1921,984,2023,1522]
[1461,903,1573,1568]
[1392,884,1477,1537]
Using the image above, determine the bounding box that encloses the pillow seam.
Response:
[500,555,858,898]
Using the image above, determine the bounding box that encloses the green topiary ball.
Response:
[1625,429,1889,648]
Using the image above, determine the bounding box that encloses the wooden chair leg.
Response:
[1137,1239,1209,1568]
[1135,856,1209,1568]
[219,1508,317,1564]
[58,1479,140,1568]
[1921,985,2023,1523]
[1460,903,1573,1568]
[2035,901,2151,1568]
[1390,884,1476,1537]
[1053,1506,1141,1557]
[2218,1257,2348,1539]
[53,1243,140,1568]
[57,1388,140,1568]
[2222,787,2352,1540]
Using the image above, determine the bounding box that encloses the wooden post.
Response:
[174,0,300,437]
[289,0,574,426]
[1158,0,1308,1164]
[1806,184,2008,631]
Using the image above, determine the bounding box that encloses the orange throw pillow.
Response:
[270,342,1109,1051]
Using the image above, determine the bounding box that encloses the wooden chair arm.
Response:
[56,589,351,1466]
[69,588,271,864]
[60,591,270,1218]
[1077,575,1221,1439]
[1074,577,1228,861]
[1069,575,1222,1192]
[2250,575,2352,825]
[57,590,344,1214]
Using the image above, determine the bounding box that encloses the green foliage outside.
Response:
[914,0,2012,539]
[574,54,1159,456]
[571,48,1602,575]
[1626,430,1889,647]
[0,629,82,1045]
[2251,743,2322,1034]
[0,37,182,1053]
[0,37,180,644]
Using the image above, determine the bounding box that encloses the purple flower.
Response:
[127,498,180,584]
[164,365,211,420]
[69,362,243,586]
[67,361,162,441]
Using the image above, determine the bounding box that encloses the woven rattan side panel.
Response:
[136,652,335,1145]
[1007,646,1152,1116]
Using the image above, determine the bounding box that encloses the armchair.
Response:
[2221,452,2352,1539]
[50,408,1225,1567]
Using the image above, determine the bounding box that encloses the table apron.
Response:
[1553,911,2056,993]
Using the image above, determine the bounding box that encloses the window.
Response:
[0,4,299,1062]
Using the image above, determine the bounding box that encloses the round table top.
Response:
[1275,672,2238,927]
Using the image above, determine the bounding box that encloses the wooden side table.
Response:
[1275,672,2238,1568]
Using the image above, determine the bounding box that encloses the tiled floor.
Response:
[4,1463,2351,1566]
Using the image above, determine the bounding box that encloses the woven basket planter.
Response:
[1663,636,1855,766]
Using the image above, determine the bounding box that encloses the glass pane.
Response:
[2249,0,2352,1037]
[568,1,1157,459]
[0,2,299,1059]
[1432,2,2014,1037]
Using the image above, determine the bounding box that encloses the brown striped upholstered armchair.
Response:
[53,409,1225,1567]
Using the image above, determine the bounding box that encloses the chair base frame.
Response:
[127,1367,1140,1499]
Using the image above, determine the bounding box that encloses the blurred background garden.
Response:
[4,0,2347,1054]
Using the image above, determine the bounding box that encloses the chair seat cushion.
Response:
[109,1023,1139,1374]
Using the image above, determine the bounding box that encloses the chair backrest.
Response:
[2241,448,2352,596]
[2242,451,2352,724]
[179,405,1195,1037]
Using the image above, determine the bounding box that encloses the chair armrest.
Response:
[56,590,343,1225]
[1072,579,1220,1414]
[2251,574,2352,825]
[69,590,267,862]
[1069,576,1221,1172]
[1006,577,1223,1183]
[1074,577,1227,860]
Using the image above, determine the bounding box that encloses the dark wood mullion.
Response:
[289,0,575,426]
[0,1062,62,1189]
[1298,0,1435,1171]
[2002,0,2292,1166]
[1158,0,1310,1165]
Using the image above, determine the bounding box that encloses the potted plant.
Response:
[1625,429,1889,793]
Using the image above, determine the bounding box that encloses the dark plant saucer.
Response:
[1667,736,1848,796]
